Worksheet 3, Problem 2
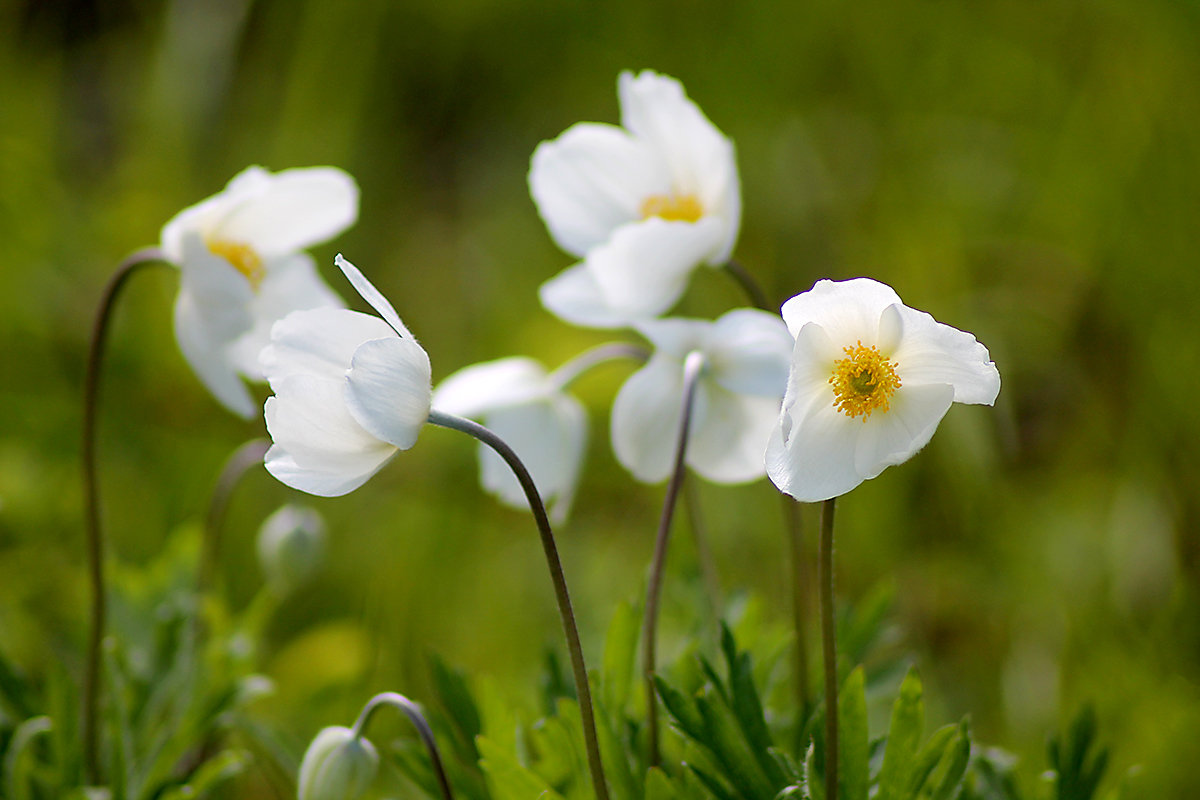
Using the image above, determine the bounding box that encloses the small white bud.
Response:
[257,504,326,595]
[297,726,378,800]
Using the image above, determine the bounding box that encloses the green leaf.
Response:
[907,723,958,797]
[695,686,777,799]
[930,719,971,800]
[655,676,708,745]
[158,749,248,800]
[876,667,924,800]
[721,625,785,787]
[645,766,677,800]
[593,695,640,800]
[602,600,640,714]
[3,715,53,800]
[768,747,802,785]
[430,654,483,764]
[805,742,824,800]
[838,667,868,800]
[687,761,739,800]
[477,735,565,800]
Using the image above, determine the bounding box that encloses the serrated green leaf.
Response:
[602,601,640,714]
[478,735,564,800]
[930,719,971,800]
[687,761,739,800]
[655,676,708,744]
[695,687,776,799]
[907,723,958,798]
[876,667,924,800]
[839,667,868,800]
[722,628,785,788]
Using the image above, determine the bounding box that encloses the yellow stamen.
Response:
[207,239,265,290]
[640,193,704,223]
[829,341,901,421]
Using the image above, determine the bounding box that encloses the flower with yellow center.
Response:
[529,70,740,328]
[766,278,1000,502]
[160,166,359,417]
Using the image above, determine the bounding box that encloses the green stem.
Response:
[352,692,454,800]
[81,247,166,783]
[427,410,609,800]
[723,259,772,312]
[549,341,649,390]
[784,497,812,736]
[819,497,838,800]
[199,438,270,594]
[641,350,706,767]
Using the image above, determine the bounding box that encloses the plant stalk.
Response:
[199,438,270,594]
[723,259,772,311]
[427,410,609,800]
[819,497,838,800]
[352,692,455,800]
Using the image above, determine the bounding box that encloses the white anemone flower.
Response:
[530,70,740,328]
[160,166,358,417]
[766,278,1001,502]
[612,309,792,484]
[261,256,432,497]
[433,358,587,523]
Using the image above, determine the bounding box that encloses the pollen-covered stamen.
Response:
[640,193,704,223]
[828,341,901,421]
[207,239,265,290]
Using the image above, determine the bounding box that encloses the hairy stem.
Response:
[641,350,706,767]
[353,692,455,800]
[427,410,609,800]
[819,497,838,800]
[81,247,166,783]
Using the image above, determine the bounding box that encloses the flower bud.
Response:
[297,726,378,800]
[257,504,325,595]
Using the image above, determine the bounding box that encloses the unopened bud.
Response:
[257,504,325,594]
[297,726,378,800]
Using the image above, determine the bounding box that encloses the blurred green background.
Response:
[2,0,1199,795]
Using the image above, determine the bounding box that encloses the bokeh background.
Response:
[2,0,1199,795]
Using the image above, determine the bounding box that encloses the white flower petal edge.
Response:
[767,277,1000,502]
[262,257,432,497]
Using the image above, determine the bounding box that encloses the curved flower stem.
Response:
[426,410,609,800]
[723,259,772,312]
[199,438,270,594]
[352,692,455,800]
[81,246,167,783]
[818,497,838,800]
[549,341,650,391]
[641,350,706,768]
[784,497,812,737]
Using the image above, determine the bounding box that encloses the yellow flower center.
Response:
[829,341,901,421]
[640,193,704,223]
[207,239,265,290]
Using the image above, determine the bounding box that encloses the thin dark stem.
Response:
[641,350,706,768]
[723,259,772,312]
[819,497,838,800]
[784,496,812,737]
[81,246,166,783]
[426,410,609,800]
[353,692,454,800]
[199,438,270,594]
[549,341,650,390]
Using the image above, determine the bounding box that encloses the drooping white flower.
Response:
[530,70,740,328]
[766,278,1001,502]
[612,309,792,484]
[433,358,587,523]
[261,256,432,497]
[160,166,358,417]
[297,726,378,800]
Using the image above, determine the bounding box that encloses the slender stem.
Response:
[723,259,772,312]
[427,410,609,800]
[784,496,812,735]
[641,350,706,768]
[81,246,166,783]
[199,438,270,594]
[683,473,722,637]
[352,692,455,800]
[818,497,838,800]
[549,341,649,391]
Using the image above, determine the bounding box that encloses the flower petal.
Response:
[160,167,271,263]
[335,255,412,338]
[433,357,550,417]
[611,354,684,483]
[174,290,255,418]
[213,166,359,257]
[264,443,393,497]
[853,383,955,479]
[633,317,709,359]
[779,278,903,342]
[704,309,793,396]
[529,123,667,258]
[889,304,1001,405]
[765,389,863,502]
[686,383,778,484]
[262,308,397,386]
[538,264,636,329]
[344,337,433,450]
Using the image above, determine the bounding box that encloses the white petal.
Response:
[229,252,345,379]
[262,308,397,385]
[704,309,793,396]
[853,383,955,479]
[174,289,255,418]
[538,264,637,329]
[160,167,271,263]
[765,389,863,502]
[686,383,778,484]
[633,317,709,359]
[433,357,550,417]
[264,443,393,497]
[334,255,413,338]
[344,337,432,450]
[529,123,667,258]
[779,278,903,342]
[889,304,1001,405]
[610,355,684,483]
[586,217,724,319]
[213,167,359,257]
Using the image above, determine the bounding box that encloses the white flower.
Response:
[433,357,587,523]
[612,309,792,484]
[160,166,358,417]
[297,726,378,800]
[766,278,1001,502]
[530,70,740,328]
[261,256,432,497]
